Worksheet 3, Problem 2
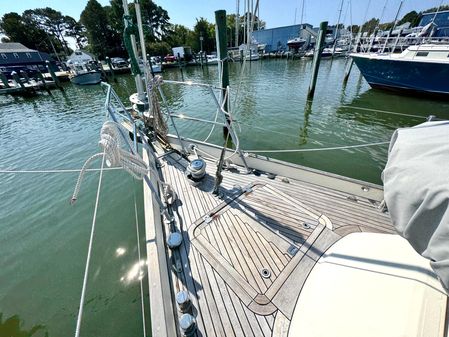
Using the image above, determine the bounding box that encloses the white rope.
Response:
[71,121,149,203]
[341,105,428,119]
[74,152,106,337]
[246,141,390,153]
[0,167,122,174]
[132,183,147,337]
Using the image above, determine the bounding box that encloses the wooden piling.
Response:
[0,72,10,88]
[36,71,51,93]
[343,59,354,83]
[46,60,63,91]
[20,70,31,83]
[105,57,117,82]
[307,21,328,100]
[215,9,230,133]
[11,72,25,89]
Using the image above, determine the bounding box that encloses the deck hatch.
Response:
[188,182,333,314]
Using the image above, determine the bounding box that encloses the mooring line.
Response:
[246,141,390,153]
[74,152,106,337]
[341,105,428,119]
[132,182,147,337]
[0,167,122,174]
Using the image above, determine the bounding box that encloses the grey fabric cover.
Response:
[383,121,449,291]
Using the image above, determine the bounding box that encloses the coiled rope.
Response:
[70,121,149,204]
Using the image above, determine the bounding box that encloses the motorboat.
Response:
[351,44,449,96]
[67,60,101,85]
[287,37,306,50]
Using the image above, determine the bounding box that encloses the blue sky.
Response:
[0,0,446,28]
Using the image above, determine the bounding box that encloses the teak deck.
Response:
[143,147,394,337]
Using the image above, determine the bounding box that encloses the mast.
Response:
[381,0,403,53]
[300,0,305,26]
[243,0,246,45]
[235,0,240,47]
[332,0,344,55]
[122,0,145,102]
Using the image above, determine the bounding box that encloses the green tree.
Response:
[65,16,87,49]
[80,0,122,58]
[165,24,194,47]
[398,11,420,27]
[192,17,215,53]
[146,41,171,56]
[361,18,379,35]
[23,8,71,55]
[423,5,449,14]
[0,12,58,54]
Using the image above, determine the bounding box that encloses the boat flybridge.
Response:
[71,4,449,337]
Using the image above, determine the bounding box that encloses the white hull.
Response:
[151,63,162,73]
[70,71,101,85]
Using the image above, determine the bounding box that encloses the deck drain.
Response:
[260,268,271,279]
[303,223,312,229]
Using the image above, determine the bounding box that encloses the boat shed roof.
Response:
[0,43,36,53]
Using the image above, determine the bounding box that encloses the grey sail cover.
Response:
[383,121,449,291]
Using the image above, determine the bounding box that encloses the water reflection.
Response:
[120,259,147,285]
[299,100,313,145]
[0,313,47,337]
[115,247,126,257]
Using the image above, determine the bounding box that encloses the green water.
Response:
[0,58,448,337]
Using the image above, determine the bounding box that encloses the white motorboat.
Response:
[67,61,101,85]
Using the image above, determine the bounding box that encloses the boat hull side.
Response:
[352,56,449,96]
[70,71,102,85]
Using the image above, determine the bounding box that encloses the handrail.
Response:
[356,35,449,54]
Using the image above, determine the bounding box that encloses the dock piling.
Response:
[37,71,51,94]
[46,61,63,91]
[343,59,354,83]
[105,57,117,82]
[20,70,31,84]
[215,9,231,134]
[0,72,10,88]
[11,72,25,89]
[307,21,328,100]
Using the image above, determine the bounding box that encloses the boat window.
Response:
[1,53,6,59]
[13,53,19,58]
[416,51,429,57]
[26,53,31,58]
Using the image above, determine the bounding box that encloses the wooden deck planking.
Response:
[226,211,269,293]
[233,213,276,287]
[215,168,392,233]
[219,212,262,289]
[214,270,246,337]
[203,258,236,337]
[150,152,395,337]
[163,161,211,337]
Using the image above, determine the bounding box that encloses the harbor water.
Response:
[1,57,448,336]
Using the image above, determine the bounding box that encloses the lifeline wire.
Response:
[0,167,122,174]
[246,141,389,153]
[74,152,106,337]
[132,182,147,337]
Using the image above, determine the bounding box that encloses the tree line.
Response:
[0,0,264,60]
